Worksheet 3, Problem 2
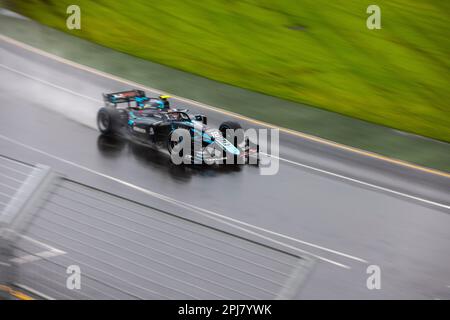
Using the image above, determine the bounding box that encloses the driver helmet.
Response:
[151,100,165,109]
[159,95,171,108]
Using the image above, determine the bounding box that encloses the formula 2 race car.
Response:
[96,89,259,165]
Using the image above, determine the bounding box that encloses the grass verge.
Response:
[6,0,450,142]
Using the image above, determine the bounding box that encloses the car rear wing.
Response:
[103,89,146,107]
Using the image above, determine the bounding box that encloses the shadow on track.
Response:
[96,134,242,184]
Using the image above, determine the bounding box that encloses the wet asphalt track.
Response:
[0,38,449,299]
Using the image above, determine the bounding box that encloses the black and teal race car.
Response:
[97,90,259,165]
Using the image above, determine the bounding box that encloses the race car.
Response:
[96,89,259,165]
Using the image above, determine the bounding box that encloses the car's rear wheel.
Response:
[97,107,123,135]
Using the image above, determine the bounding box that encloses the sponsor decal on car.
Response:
[132,126,146,134]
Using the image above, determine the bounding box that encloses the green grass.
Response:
[8,0,450,142]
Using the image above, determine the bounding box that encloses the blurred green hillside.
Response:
[8,0,450,142]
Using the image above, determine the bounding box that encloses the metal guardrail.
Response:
[0,156,36,214]
[0,156,56,299]
[0,155,315,300]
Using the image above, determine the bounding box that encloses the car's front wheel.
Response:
[219,121,243,165]
[219,121,242,146]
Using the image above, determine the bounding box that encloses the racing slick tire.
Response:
[219,121,242,145]
[245,137,260,166]
[219,121,243,165]
[97,107,125,135]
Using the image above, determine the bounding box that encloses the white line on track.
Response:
[0,63,100,103]
[8,232,66,265]
[262,153,450,210]
[10,250,65,265]
[14,283,56,300]
[19,233,64,252]
[0,133,367,269]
